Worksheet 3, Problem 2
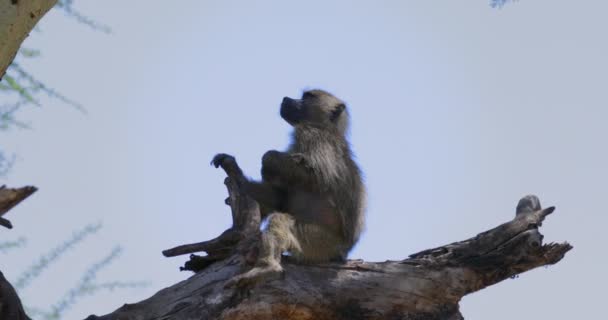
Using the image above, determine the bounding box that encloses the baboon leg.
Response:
[242,181,286,213]
[291,223,347,263]
[225,213,300,288]
[257,213,301,267]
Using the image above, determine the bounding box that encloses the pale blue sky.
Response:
[1,0,606,319]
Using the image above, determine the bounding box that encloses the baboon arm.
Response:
[261,150,313,185]
[243,180,285,213]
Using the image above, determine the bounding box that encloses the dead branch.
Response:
[0,185,36,320]
[162,155,260,271]
[0,185,37,229]
[87,157,572,320]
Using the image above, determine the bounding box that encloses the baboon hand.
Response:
[261,150,282,179]
[289,153,309,166]
[261,150,282,165]
[211,153,236,168]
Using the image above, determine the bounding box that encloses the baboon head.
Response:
[281,89,349,134]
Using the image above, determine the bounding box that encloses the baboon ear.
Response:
[330,104,346,122]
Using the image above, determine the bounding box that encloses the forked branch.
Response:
[107,157,575,320]
[162,156,261,271]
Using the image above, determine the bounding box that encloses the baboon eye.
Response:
[330,104,346,122]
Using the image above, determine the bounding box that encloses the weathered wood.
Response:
[89,158,571,320]
[0,271,30,320]
[0,185,37,229]
[0,185,37,320]
[162,155,261,271]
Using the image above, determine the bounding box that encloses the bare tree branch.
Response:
[0,185,37,320]
[89,157,571,320]
[0,185,37,229]
[0,271,30,320]
[162,156,261,271]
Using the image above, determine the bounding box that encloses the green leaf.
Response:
[19,48,41,58]
[4,74,38,104]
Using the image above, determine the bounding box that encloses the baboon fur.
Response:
[214,89,365,285]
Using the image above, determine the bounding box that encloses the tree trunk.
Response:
[0,0,57,79]
[90,158,572,320]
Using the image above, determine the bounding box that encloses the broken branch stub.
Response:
[0,185,37,229]
[408,195,571,295]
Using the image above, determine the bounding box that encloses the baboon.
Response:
[213,89,365,285]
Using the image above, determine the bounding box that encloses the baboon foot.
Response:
[224,264,283,289]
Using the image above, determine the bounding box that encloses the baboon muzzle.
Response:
[280,97,304,125]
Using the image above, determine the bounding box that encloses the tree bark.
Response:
[0,0,57,79]
[91,158,572,320]
[0,185,37,320]
[0,185,37,229]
